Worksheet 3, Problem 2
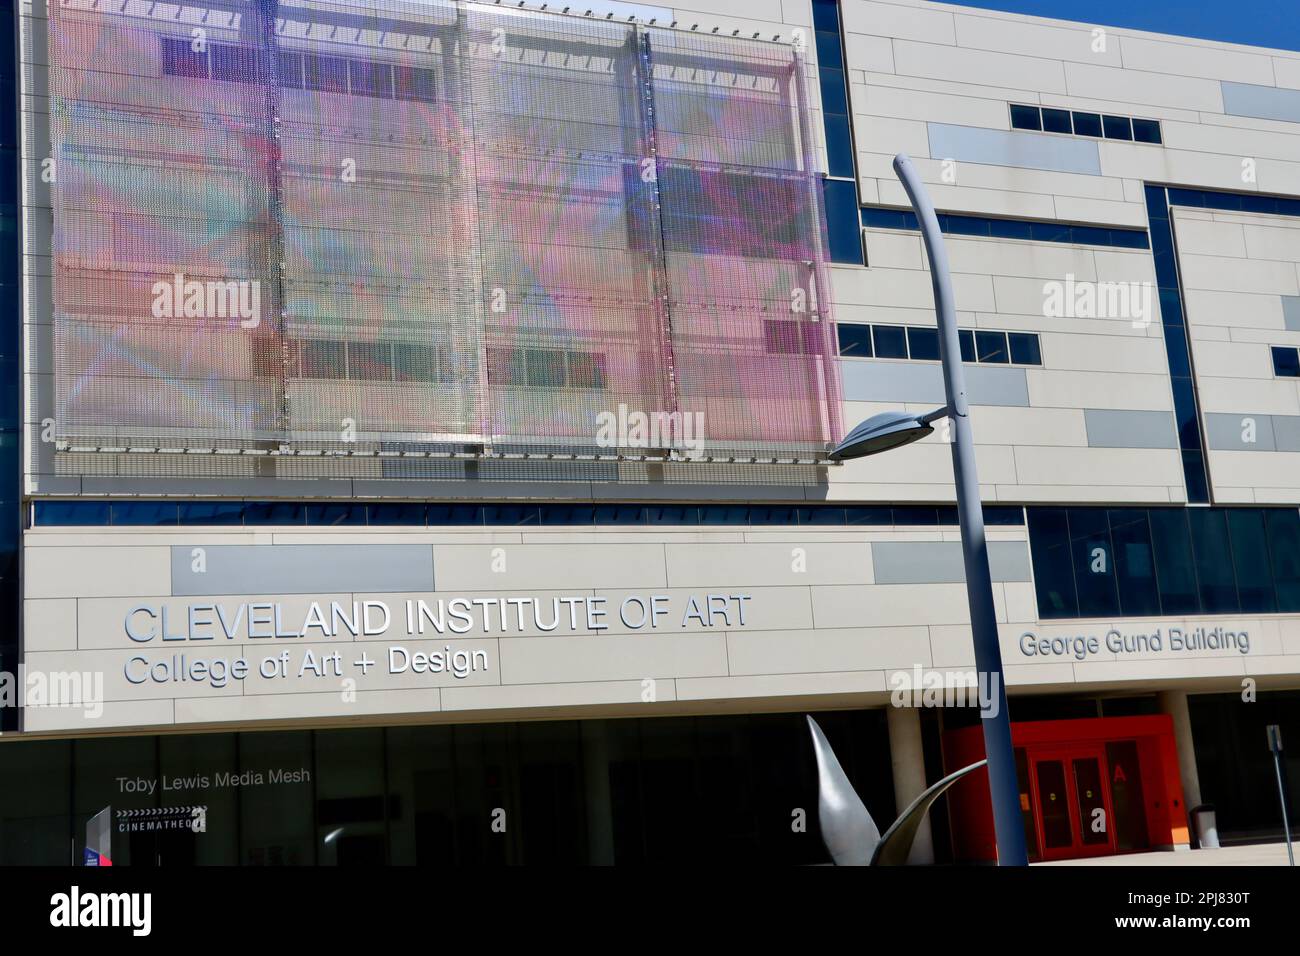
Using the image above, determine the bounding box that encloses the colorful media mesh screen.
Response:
[47,0,840,462]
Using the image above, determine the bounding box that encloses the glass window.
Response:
[1010,104,1041,130]
[958,329,976,362]
[906,326,940,360]
[797,506,847,525]
[393,65,437,103]
[110,501,178,526]
[1148,509,1198,614]
[160,37,208,79]
[1041,108,1071,133]
[818,68,849,115]
[367,503,426,525]
[244,502,306,525]
[975,330,1008,364]
[837,324,872,357]
[699,505,749,525]
[1267,509,1300,612]
[647,505,699,525]
[1272,346,1300,377]
[1103,115,1133,140]
[1068,508,1119,617]
[306,503,367,526]
[1028,509,1077,618]
[38,500,110,526]
[277,50,304,88]
[316,728,388,865]
[892,506,940,526]
[844,506,893,525]
[1188,508,1239,613]
[824,117,855,179]
[1108,510,1160,617]
[1071,112,1102,137]
[873,325,908,358]
[178,502,244,525]
[481,505,538,526]
[239,732,315,865]
[822,178,863,264]
[525,349,567,388]
[428,504,484,525]
[814,30,843,69]
[1007,332,1041,365]
[541,505,595,525]
[348,60,392,99]
[211,44,261,84]
[594,505,647,525]
[1227,509,1277,613]
[303,53,349,94]
[1131,118,1162,144]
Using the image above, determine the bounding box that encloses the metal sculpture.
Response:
[807,715,988,866]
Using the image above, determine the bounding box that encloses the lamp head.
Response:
[829,411,934,461]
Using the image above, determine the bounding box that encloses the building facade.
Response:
[3,0,1300,865]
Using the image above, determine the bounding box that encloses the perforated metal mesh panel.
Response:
[46,0,839,481]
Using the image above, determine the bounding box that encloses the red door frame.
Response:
[942,714,1188,864]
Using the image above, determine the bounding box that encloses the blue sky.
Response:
[936,1,1300,53]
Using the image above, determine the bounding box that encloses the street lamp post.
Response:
[829,154,1030,866]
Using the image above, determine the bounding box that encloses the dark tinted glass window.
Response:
[818,68,848,115]
[244,502,306,525]
[368,503,426,526]
[1108,510,1160,616]
[393,65,437,102]
[526,349,566,388]
[306,504,367,526]
[541,505,595,525]
[349,60,391,98]
[1267,509,1300,612]
[1069,508,1119,616]
[797,507,848,526]
[975,330,1008,363]
[1102,115,1133,140]
[844,506,893,525]
[1149,512,1196,616]
[1131,118,1162,144]
[1071,112,1102,137]
[872,325,908,358]
[822,178,863,264]
[37,501,110,526]
[427,504,482,526]
[1188,508,1239,613]
[1007,332,1041,365]
[1041,108,1071,133]
[160,37,207,79]
[304,54,349,94]
[837,324,872,356]
[277,50,304,88]
[110,501,178,526]
[1227,509,1276,612]
[594,505,647,525]
[1273,346,1300,377]
[211,44,261,84]
[906,326,940,360]
[647,506,699,525]
[1010,104,1041,130]
[1028,509,1077,618]
[179,502,244,526]
[958,329,976,362]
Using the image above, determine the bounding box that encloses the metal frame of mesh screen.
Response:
[46,0,841,476]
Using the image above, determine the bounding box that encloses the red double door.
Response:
[1026,745,1116,860]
